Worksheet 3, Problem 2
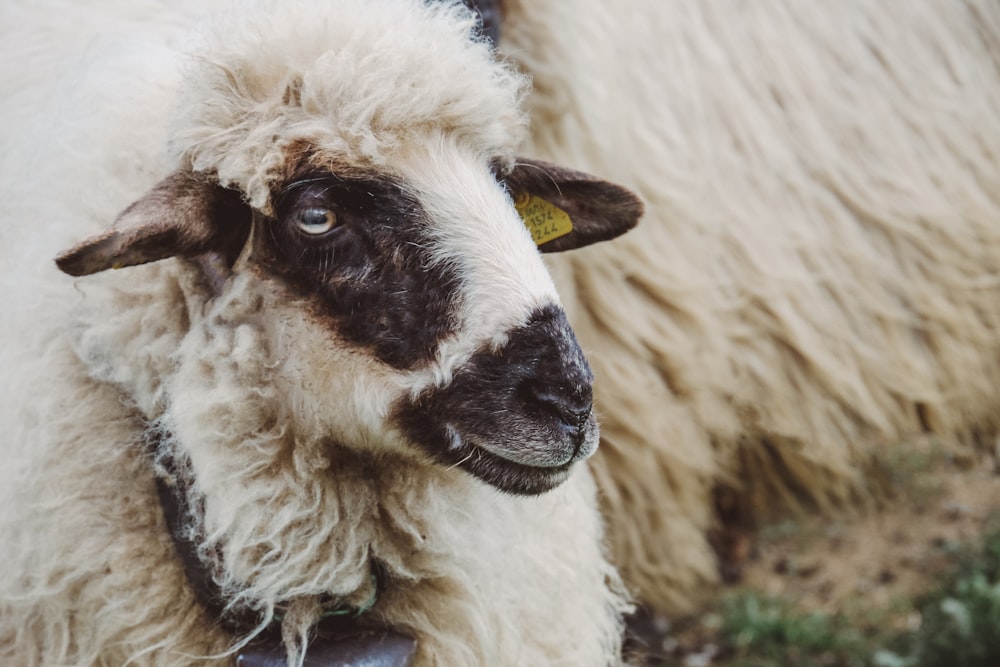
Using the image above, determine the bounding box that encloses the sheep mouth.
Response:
[440,421,598,495]
[391,402,600,495]
[454,444,578,495]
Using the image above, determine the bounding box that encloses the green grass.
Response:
[878,517,1000,667]
[709,515,1000,667]
[717,593,865,667]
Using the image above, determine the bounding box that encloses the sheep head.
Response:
[53,0,643,495]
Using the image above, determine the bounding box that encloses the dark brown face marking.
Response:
[392,304,598,495]
[254,174,461,370]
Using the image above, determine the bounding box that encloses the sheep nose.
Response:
[529,383,593,432]
[510,306,596,443]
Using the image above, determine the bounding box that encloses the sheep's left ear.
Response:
[506,158,644,252]
[55,170,249,277]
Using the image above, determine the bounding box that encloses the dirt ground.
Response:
[743,445,1000,617]
[628,439,1000,665]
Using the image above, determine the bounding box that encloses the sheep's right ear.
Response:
[55,170,249,277]
[506,158,644,252]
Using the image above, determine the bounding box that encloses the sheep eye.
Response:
[293,207,338,236]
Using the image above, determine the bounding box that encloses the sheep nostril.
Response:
[530,385,593,430]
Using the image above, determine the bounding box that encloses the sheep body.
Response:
[502,0,1000,611]
[0,1,630,665]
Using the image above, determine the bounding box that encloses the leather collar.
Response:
[149,436,416,665]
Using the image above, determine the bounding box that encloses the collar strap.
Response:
[150,435,378,638]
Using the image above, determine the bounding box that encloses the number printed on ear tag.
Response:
[514,193,573,246]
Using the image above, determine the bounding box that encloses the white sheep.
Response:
[0,1,643,665]
[502,0,1000,614]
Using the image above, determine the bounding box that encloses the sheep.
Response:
[0,1,644,665]
[501,0,1000,614]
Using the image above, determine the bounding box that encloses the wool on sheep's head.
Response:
[55,0,643,496]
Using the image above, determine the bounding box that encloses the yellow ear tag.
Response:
[514,193,573,246]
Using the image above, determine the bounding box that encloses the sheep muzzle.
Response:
[393,304,598,495]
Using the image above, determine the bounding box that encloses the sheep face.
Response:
[248,146,605,497]
[57,145,641,495]
[52,0,643,495]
